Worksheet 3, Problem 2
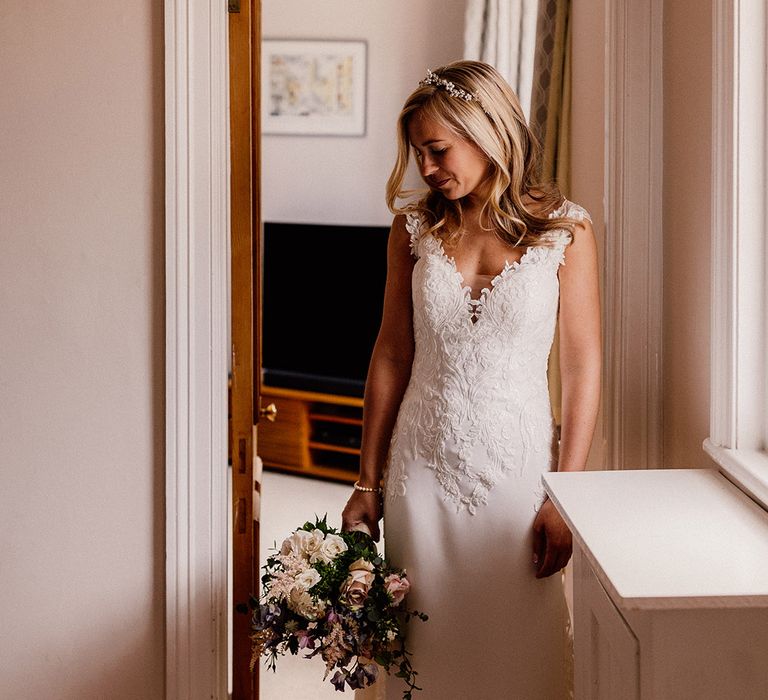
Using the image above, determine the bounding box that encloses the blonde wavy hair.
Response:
[386,60,578,247]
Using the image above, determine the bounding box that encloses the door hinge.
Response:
[228,0,240,12]
[227,373,233,466]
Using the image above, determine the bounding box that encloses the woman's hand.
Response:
[532,498,572,578]
[341,490,383,542]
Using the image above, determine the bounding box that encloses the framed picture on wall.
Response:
[261,39,367,136]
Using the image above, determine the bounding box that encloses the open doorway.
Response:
[250,1,574,698]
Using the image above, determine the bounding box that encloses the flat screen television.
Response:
[262,221,390,397]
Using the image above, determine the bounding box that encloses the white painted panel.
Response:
[574,549,639,700]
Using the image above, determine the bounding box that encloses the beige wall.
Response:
[662,0,713,468]
[262,0,466,226]
[571,0,713,469]
[570,0,605,235]
[570,0,607,469]
[0,3,165,698]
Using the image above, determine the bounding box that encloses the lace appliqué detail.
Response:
[385,201,589,514]
[405,210,428,259]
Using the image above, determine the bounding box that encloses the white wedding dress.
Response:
[376,200,590,700]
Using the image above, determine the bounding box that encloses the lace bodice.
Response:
[384,200,592,513]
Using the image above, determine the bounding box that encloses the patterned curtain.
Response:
[529,0,571,425]
[464,0,540,120]
[529,0,571,194]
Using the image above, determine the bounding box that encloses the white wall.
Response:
[262,0,467,226]
[0,4,165,698]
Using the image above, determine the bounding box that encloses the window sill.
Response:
[703,439,768,511]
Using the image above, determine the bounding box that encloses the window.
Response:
[705,0,768,505]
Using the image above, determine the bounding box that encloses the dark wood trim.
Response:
[229,1,260,697]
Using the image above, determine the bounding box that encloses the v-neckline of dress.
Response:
[412,200,570,325]
[431,234,535,325]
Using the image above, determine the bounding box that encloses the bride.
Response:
[342,60,600,699]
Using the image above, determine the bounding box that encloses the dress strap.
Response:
[548,198,592,225]
[404,210,427,259]
[543,199,593,267]
[560,200,592,224]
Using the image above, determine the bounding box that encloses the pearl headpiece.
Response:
[419,69,490,114]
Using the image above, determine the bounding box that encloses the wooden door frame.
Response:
[229,1,260,698]
[165,1,231,697]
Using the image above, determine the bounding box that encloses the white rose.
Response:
[303,529,325,560]
[280,529,311,557]
[280,529,325,561]
[294,568,321,590]
[287,588,311,615]
[287,588,326,620]
[311,533,348,564]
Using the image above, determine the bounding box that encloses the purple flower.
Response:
[264,602,283,623]
[360,662,379,685]
[347,662,379,690]
[254,602,283,631]
[330,670,347,691]
[296,629,316,650]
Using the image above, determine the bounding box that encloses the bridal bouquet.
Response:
[249,515,427,697]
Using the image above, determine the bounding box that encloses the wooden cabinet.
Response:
[257,386,363,484]
[544,469,768,700]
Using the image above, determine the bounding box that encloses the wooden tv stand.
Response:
[258,386,363,484]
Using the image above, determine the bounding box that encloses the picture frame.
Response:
[261,39,367,137]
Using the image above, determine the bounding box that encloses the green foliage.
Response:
[251,515,427,697]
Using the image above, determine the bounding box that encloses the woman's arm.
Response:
[556,216,602,472]
[341,215,416,540]
[533,216,601,577]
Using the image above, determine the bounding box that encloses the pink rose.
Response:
[339,558,375,610]
[384,573,410,606]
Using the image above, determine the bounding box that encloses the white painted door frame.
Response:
[164,1,230,698]
[161,0,666,694]
[602,0,664,470]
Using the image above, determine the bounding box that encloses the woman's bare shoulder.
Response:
[389,213,411,246]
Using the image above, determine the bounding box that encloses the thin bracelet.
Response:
[353,480,382,494]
